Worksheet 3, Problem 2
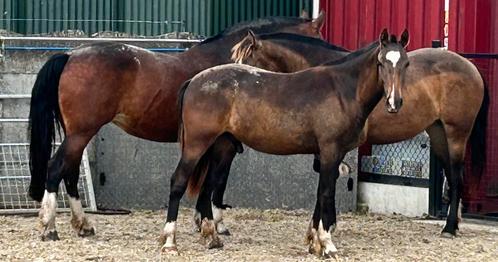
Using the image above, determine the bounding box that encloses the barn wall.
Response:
[319,0,444,50]
[0,0,313,37]
[448,0,498,215]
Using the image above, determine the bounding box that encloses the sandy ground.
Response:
[1,208,497,261]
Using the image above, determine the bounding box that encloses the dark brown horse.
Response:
[161,30,410,257]
[28,14,325,241]
[223,31,489,237]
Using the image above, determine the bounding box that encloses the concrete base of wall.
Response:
[358,182,428,217]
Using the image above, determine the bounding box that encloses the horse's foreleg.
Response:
[63,134,96,237]
[307,145,344,258]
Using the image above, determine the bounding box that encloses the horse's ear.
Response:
[311,10,325,32]
[399,29,410,48]
[379,28,389,46]
[247,30,259,48]
[300,9,309,19]
[230,30,259,63]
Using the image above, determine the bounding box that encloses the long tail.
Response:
[176,79,210,197]
[28,53,69,202]
[469,73,489,176]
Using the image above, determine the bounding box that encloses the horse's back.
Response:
[59,42,185,141]
[408,48,484,129]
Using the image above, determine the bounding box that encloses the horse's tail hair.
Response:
[177,79,191,151]
[177,79,208,197]
[186,147,212,198]
[28,53,69,202]
[469,72,489,176]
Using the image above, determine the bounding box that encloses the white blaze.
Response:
[389,83,396,108]
[385,51,401,68]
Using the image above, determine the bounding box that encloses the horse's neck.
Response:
[179,35,240,76]
[354,52,383,121]
[278,41,347,66]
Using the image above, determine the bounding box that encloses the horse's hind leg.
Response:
[161,140,219,254]
[62,134,97,237]
[194,135,237,236]
[427,122,466,237]
[442,124,469,237]
[39,133,93,240]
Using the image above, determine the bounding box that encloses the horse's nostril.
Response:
[399,98,403,107]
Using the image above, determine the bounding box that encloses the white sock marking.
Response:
[163,221,177,247]
[68,197,84,221]
[212,203,223,224]
[40,190,57,230]
[318,220,338,254]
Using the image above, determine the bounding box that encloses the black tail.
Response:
[28,53,69,202]
[469,74,489,176]
[176,79,211,197]
[177,79,191,146]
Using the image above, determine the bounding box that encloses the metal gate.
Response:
[0,95,97,214]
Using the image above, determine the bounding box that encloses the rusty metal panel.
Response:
[320,0,445,50]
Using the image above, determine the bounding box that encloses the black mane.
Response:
[199,16,310,45]
[257,32,349,52]
[322,41,379,66]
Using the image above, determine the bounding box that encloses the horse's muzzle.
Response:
[386,98,402,113]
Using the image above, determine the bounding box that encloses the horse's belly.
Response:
[230,121,318,155]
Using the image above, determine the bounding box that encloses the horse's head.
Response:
[377,29,410,113]
[231,30,307,71]
[288,10,326,39]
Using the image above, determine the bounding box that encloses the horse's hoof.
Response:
[161,246,179,256]
[41,230,60,241]
[78,227,96,237]
[440,232,455,238]
[207,238,224,249]
[323,250,338,259]
[217,227,230,236]
[220,204,232,210]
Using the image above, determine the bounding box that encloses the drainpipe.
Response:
[312,0,320,18]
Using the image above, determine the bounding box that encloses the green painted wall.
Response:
[0,0,312,37]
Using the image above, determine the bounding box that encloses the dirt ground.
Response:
[1,208,497,261]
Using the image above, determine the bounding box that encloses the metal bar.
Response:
[459,53,498,59]
[0,119,29,122]
[82,149,97,211]
[0,18,185,24]
[0,143,61,146]
[0,36,201,43]
[0,94,31,99]
[3,46,187,52]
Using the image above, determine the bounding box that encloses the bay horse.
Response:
[28,14,325,241]
[161,29,410,257]
[225,31,488,237]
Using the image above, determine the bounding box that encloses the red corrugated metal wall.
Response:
[319,0,444,50]
[449,0,498,215]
